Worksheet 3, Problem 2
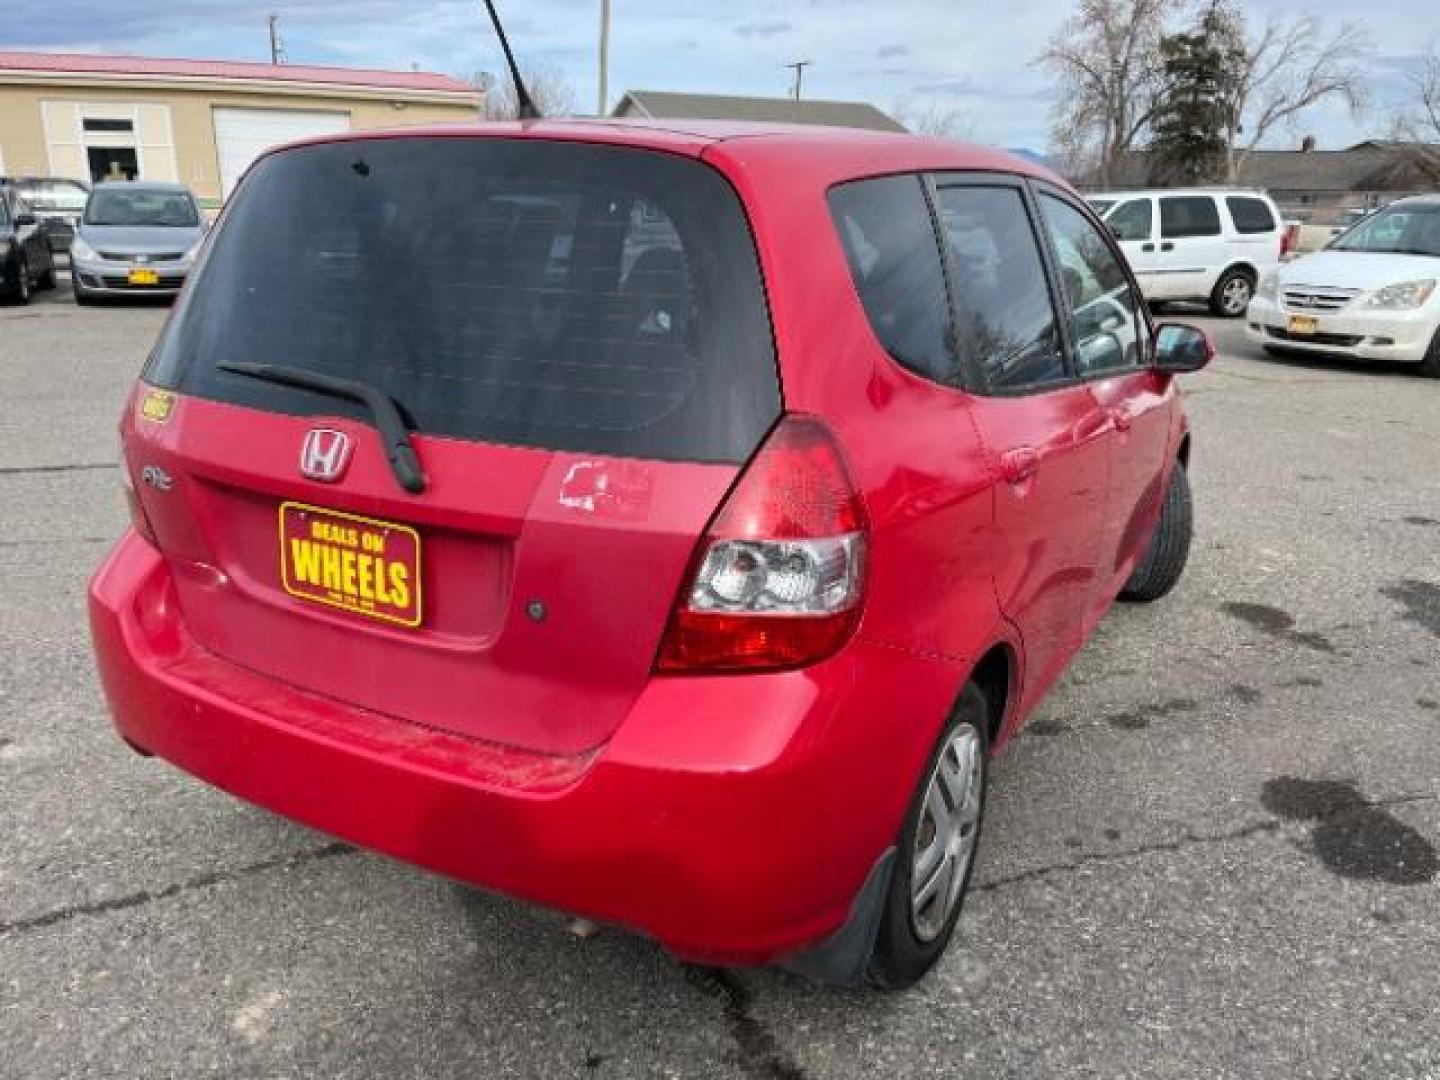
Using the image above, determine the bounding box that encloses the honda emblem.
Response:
[299,429,353,483]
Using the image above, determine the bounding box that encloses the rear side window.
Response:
[148,138,779,464]
[1226,196,1277,234]
[828,176,959,386]
[1160,196,1222,238]
[934,184,1067,392]
[1107,198,1153,242]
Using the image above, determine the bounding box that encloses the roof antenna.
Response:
[479,0,541,120]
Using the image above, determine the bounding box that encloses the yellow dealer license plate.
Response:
[280,502,422,628]
[1288,314,1318,336]
[128,268,160,286]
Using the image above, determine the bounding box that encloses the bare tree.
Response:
[475,65,577,120]
[1036,0,1185,186]
[1221,14,1370,180]
[1386,43,1440,179]
[895,102,974,140]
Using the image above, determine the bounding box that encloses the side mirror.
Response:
[1153,322,1214,373]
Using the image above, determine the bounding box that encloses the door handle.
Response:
[1160,242,1175,252]
[1000,447,1040,485]
[1141,243,1156,253]
[1109,407,1133,433]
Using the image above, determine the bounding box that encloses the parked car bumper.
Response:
[89,529,966,967]
[72,257,191,297]
[1246,296,1436,363]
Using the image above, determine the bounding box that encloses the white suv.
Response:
[1088,188,1285,317]
[1246,195,1440,377]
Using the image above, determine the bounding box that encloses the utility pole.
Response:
[267,14,286,65]
[784,60,811,101]
[597,0,611,117]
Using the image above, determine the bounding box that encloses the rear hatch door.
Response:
[128,135,779,756]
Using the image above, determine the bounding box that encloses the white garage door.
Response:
[213,108,351,198]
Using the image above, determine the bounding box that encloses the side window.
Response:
[1040,194,1145,375]
[1226,196,1277,234]
[934,184,1067,392]
[1160,196,1222,239]
[828,176,959,386]
[1107,198,1153,242]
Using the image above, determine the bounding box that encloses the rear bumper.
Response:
[89,530,965,966]
[1246,298,1436,363]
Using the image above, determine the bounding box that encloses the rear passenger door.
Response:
[1035,186,1174,594]
[930,175,1113,707]
[1158,195,1226,300]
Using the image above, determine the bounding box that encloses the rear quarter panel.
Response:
[704,140,1009,689]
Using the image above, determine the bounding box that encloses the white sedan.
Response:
[1246,195,1440,377]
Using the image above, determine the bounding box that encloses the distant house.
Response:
[611,90,906,133]
[1096,140,1440,224]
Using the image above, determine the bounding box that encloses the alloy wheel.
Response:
[909,722,984,942]
[1221,275,1252,315]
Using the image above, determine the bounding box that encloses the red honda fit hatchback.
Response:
[89,120,1210,988]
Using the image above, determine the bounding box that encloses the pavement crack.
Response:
[976,791,1440,894]
[0,462,117,477]
[0,842,354,938]
[683,966,806,1080]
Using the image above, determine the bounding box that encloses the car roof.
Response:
[1086,187,1275,200]
[91,180,195,195]
[262,118,1062,189]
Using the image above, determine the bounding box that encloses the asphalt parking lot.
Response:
[2,272,1437,1080]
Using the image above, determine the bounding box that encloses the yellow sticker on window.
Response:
[140,389,175,424]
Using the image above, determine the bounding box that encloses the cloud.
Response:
[733,18,792,39]
[876,44,909,59]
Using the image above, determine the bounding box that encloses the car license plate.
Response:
[128,269,160,286]
[1288,314,1319,336]
[279,502,422,628]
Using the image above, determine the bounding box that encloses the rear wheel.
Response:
[1209,267,1254,318]
[1120,463,1193,602]
[866,683,989,990]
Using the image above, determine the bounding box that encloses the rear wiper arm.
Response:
[217,361,425,494]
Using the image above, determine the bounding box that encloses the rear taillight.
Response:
[120,464,159,546]
[1281,223,1298,259]
[656,417,868,673]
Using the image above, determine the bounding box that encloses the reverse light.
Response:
[656,417,868,673]
[1364,279,1436,310]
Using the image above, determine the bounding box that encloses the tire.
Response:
[866,683,989,990]
[1420,331,1440,379]
[11,257,32,305]
[38,261,57,290]
[1209,267,1254,318]
[1120,463,1193,602]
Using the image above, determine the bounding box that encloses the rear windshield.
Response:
[147,138,780,464]
[86,188,198,227]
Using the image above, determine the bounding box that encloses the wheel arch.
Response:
[967,642,1016,747]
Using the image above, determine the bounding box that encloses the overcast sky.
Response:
[8,0,1430,151]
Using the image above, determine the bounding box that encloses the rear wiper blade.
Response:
[217,361,425,494]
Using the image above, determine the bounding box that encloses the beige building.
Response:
[0,51,481,208]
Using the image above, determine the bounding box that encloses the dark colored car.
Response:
[0,186,58,304]
[0,176,90,253]
[90,122,1212,988]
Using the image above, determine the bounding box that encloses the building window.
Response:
[82,117,135,133]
